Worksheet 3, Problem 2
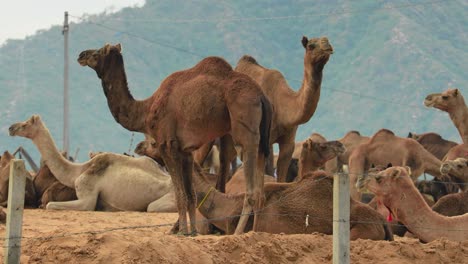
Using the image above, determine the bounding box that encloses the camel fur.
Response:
[363,166,468,242]
[408,132,458,160]
[79,43,272,235]
[235,36,333,182]
[424,88,468,144]
[0,151,36,207]
[351,129,444,200]
[9,115,174,212]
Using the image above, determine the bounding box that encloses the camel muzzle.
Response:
[8,125,19,136]
[440,163,452,175]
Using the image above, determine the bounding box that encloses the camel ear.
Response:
[386,163,393,168]
[404,166,412,176]
[115,43,122,53]
[30,114,40,124]
[302,36,308,48]
[102,43,112,55]
[391,168,402,178]
[453,89,459,97]
[303,139,311,149]
[371,163,375,168]
[407,132,413,138]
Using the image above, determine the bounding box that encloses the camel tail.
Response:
[383,222,394,241]
[260,95,272,158]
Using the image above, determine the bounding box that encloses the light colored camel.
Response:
[194,167,392,240]
[78,43,272,235]
[408,132,458,160]
[235,36,333,182]
[9,115,174,212]
[351,129,444,200]
[324,131,370,173]
[424,88,468,144]
[0,151,37,207]
[362,166,468,242]
[440,158,468,191]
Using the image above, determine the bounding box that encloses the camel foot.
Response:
[175,230,197,237]
[169,221,179,234]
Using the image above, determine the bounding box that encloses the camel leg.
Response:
[217,135,237,193]
[253,152,266,231]
[46,174,98,211]
[160,142,197,236]
[276,141,295,182]
[265,145,275,176]
[235,147,258,234]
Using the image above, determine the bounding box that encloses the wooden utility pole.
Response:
[63,11,70,155]
[332,166,350,264]
[4,160,27,264]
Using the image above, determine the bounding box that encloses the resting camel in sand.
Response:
[350,129,445,200]
[424,88,468,144]
[0,151,36,207]
[9,115,174,212]
[291,133,326,159]
[324,131,370,173]
[78,43,272,235]
[408,132,458,161]
[194,166,392,240]
[235,36,333,182]
[362,166,468,242]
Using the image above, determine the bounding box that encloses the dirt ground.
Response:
[0,209,467,264]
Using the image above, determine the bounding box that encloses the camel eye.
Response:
[458,165,463,169]
[442,96,449,100]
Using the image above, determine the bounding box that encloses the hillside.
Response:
[0,0,466,163]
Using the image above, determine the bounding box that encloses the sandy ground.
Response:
[0,209,467,264]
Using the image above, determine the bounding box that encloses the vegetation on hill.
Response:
[0,0,466,162]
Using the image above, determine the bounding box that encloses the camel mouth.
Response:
[423,99,434,107]
[8,125,20,136]
[77,59,88,66]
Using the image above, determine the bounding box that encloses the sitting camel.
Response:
[33,162,77,208]
[350,129,444,200]
[361,166,468,242]
[194,166,392,240]
[424,88,468,144]
[9,115,174,212]
[440,158,468,191]
[291,133,327,159]
[0,151,37,207]
[408,132,458,160]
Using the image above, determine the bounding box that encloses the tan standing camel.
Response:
[9,115,174,212]
[235,36,333,182]
[78,43,272,235]
[324,131,370,173]
[424,88,468,144]
[362,166,468,242]
[351,129,444,200]
[408,132,458,160]
[194,167,392,240]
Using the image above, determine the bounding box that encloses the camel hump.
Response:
[238,55,260,65]
[193,56,233,75]
[371,129,395,141]
[347,130,361,136]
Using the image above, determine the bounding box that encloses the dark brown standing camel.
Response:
[235,36,333,182]
[424,88,468,144]
[351,129,444,200]
[408,132,458,160]
[78,43,272,235]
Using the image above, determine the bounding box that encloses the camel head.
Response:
[134,138,165,166]
[364,166,413,207]
[440,158,468,187]
[0,151,14,170]
[301,36,333,66]
[407,132,420,140]
[424,88,462,112]
[301,138,346,166]
[9,115,43,139]
[77,43,122,76]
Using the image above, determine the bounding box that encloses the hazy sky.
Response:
[0,0,145,45]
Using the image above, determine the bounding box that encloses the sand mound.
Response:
[0,210,467,263]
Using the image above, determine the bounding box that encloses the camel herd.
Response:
[1,36,467,242]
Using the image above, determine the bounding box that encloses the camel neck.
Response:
[448,99,468,144]
[421,149,443,179]
[298,153,321,180]
[289,59,323,125]
[192,170,243,233]
[100,54,151,133]
[31,124,80,188]
[390,185,464,242]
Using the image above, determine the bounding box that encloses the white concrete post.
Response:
[333,166,350,264]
